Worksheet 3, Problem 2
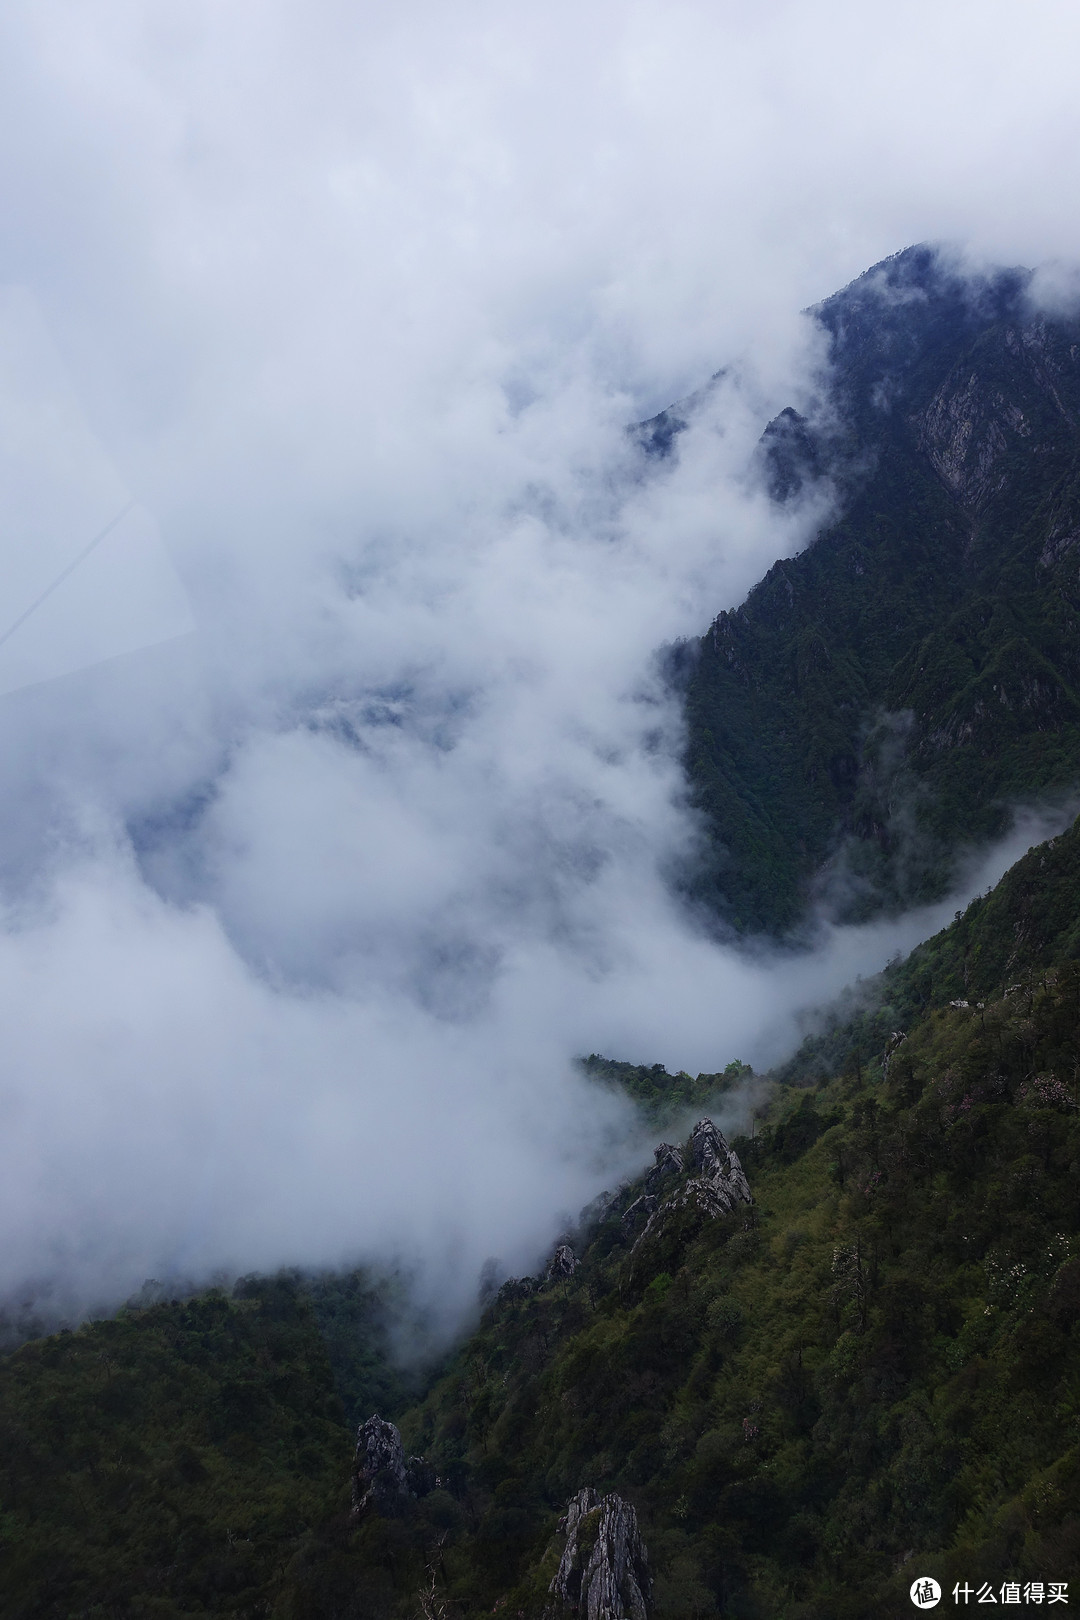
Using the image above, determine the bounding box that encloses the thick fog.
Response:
[1,0,1079,1324]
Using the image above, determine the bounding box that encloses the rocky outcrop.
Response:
[918,317,1080,511]
[579,1188,619,1227]
[881,1030,907,1079]
[352,1414,410,1516]
[647,1175,739,1226]
[548,1244,579,1282]
[687,1119,751,1205]
[621,1194,658,1237]
[547,1487,651,1619]
[628,1119,751,1276]
[621,1142,691,1236]
[352,1415,435,1517]
[643,1142,684,1194]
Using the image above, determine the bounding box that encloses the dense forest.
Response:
[3,248,1080,1617]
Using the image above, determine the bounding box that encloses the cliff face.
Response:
[546,1487,651,1620]
[917,317,1079,509]
[679,246,1080,935]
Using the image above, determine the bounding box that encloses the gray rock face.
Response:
[687,1119,752,1206]
[881,1030,907,1079]
[652,1175,737,1225]
[918,316,1080,511]
[547,1487,651,1619]
[643,1142,684,1195]
[352,1414,410,1516]
[629,1119,751,1272]
[621,1193,658,1236]
[548,1244,579,1281]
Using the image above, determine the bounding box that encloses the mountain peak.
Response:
[812,243,1033,418]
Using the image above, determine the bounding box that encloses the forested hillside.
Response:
[268,827,1080,1619]
[681,247,1080,934]
[3,815,1078,1618]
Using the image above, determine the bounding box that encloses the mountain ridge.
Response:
[680,245,1080,934]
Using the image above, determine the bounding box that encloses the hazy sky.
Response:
[1,0,1078,1323]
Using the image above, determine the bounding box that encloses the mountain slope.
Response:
[6,818,1079,1618]
[681,246,1080,934]
[283,829,1080,1619]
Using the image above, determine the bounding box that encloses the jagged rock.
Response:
[547,1486,651,1619]
[687,1119,752,1204]
[629,1120,751,1274]
[548,1244,579,1281]
[643,1142,684,1195]
[652,1176,734,1224]
[352,1414,410,1516]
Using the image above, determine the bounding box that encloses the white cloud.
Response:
[0,0,1076,1321]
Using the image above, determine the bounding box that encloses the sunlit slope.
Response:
[683,247,1080,934]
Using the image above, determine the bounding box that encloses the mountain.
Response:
[5,822,1078,1617]
[679,246,1080,934]
[3,248,1080,1619]
[341,828,1080,1619]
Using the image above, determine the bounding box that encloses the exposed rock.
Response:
[687,1119,752,1205]
[918,316,1079,511]
[352,1414,410,1516]
[547,1487,651,1619]
[882,1030,907,1078]
[547,1244,579,1281]
[643,1142,684,1195]
[620,1194,658,1236]
[629,1120,751,1274]
[758,405,824,503]
[648,1175,736,1226]
[918,369,1011,507]
[1038,523,1080,570]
